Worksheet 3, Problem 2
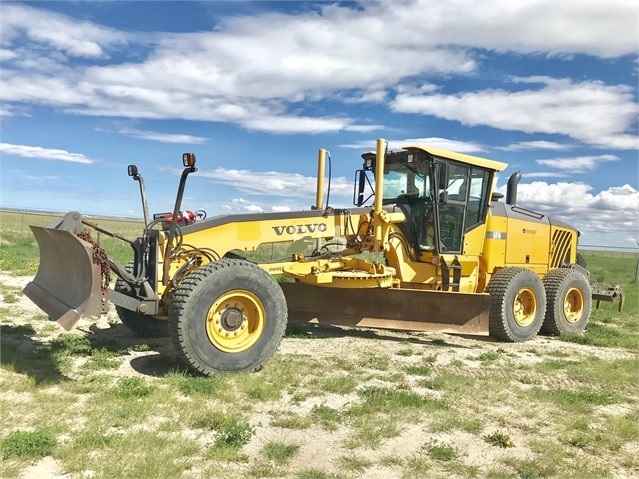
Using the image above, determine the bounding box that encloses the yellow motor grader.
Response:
[24,139,623,375]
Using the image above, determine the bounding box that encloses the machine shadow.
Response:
[85,322,192,378]
[2,319,492,384]
[1,323,69,384]
[284,322,481,349]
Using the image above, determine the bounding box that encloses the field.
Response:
[0,210,637,479]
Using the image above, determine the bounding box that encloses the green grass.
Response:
[165,372,226,396]
[1,429,57,459]
[310,404,342,430]
[262,440,300,464]
[484,431,514,448]
[338,454,372,474]
[107,377,155,399]
[0,210,143,273]
[213,417,254,449]
[0,222,637,479]
[426,440,458,462]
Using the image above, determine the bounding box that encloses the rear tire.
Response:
[486,267,546,342]
[114,262,168,338]
[541,268,591,335]
[168,258,287,376]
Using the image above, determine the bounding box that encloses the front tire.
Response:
[486,267,546,342]
[168,258,287,376]
[541,268,592,335]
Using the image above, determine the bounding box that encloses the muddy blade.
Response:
[23,226,103,330]
[281,283,490,335]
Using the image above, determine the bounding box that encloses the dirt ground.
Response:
[1,272,637,479]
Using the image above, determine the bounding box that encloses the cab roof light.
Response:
[182,153,197,167]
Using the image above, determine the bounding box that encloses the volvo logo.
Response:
[272,223,328,236]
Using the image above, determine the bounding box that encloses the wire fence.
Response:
[2,207,639,258]
[580,245,639,259]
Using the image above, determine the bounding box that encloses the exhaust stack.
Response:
[506,171,521,206]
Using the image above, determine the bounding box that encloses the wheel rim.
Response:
[205,289,265,353]
[513,287,537,327]
[563,287,584,323]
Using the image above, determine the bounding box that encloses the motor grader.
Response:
[23,139,623,376]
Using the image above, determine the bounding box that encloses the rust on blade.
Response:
[23,226,104,330]
[281,283,490,335]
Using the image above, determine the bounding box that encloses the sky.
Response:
[0,0,637,249]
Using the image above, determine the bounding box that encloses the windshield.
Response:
[382,154,431,202]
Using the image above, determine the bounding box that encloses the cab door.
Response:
[437,164,492,293]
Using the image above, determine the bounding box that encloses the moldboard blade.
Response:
[281,282,490,335]
[23,226,103,330]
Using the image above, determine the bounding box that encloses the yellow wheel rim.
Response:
[563,287,584,323]
[513,287,537,327]
[205,290,265,353]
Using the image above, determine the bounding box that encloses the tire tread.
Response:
[541,268,591,335]
[486,267,545,342]
[168,259,287,376]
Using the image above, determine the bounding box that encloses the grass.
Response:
[484,431,514,448]
[0,221,637,479]
[338,454,372,474]
[0,210,143,273]
[1,429,57,459]
[262,441,300,464]
[426,440,458,462]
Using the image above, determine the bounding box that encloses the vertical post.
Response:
[634,241,639,283]
[373,138,386,243]
[315,149,326,210]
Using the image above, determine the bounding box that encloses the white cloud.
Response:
[244,204,264,213]
[118,127,209,144]
[498,141,575,151]
[220,199,299,214]
[400,137,486,153]
[523,172,570,179]
[339,137,486,153]
[0,48,17,61]
[497,181,639,234]
[241,115,356,135]
[391,78,638,149]
[197,168,353,198]
[1,4,129,58]
[2,2,635,134]
[0,143,95,164]
[399,0,637,58]
[271,205,292,213]
[536,155,620,172]
[590,184,639,210]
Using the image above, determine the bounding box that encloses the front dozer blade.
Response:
[281,283,491,335]
[23,226,104,330]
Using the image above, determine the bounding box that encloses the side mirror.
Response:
[435,161,449,190]
[353,169,373,207]
[353,169,366,206]
[127,164,139,177]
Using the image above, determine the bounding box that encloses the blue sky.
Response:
[1,0,637,248]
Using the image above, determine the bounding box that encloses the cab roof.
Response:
[402,144,508,172]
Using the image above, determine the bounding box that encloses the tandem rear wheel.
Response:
[486,266,592,342]
[168,258,288,376]
[486,267,546,342]
[541,268,592,335]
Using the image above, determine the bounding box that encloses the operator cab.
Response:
[355,147,495,256]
